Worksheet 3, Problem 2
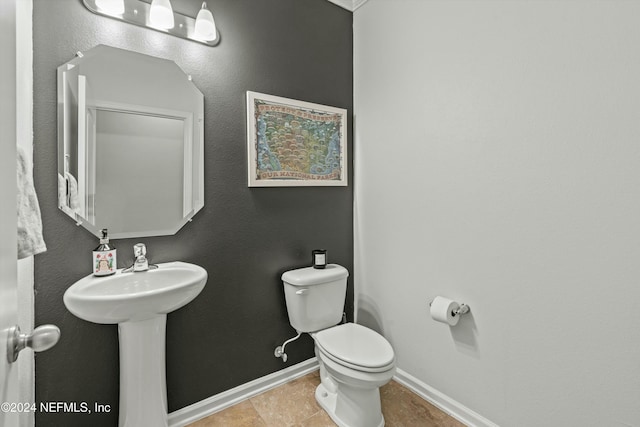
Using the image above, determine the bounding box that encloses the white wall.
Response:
[354,1,640,425]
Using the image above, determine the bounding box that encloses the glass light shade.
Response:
[149,0,175,29]
[194,3,217,41]
[95,0,125,15]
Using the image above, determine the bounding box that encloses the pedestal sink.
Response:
[63,261,207,427]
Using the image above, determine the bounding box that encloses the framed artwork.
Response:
[246,91,348,187]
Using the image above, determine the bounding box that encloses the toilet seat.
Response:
[314,323,395,373]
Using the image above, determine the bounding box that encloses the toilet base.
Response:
[315,383,385,427]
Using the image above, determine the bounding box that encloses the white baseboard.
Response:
[168,358,319,427]
[393,368,499,427]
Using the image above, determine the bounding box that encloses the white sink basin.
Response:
[63,261,207,427]
[63,261,207,324]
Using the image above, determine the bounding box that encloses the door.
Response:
[0,0,20,426]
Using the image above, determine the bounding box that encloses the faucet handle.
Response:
[133,243,146,258]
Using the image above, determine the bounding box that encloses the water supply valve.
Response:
[274,332,301,363]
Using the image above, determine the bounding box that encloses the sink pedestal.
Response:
[118,315,168,427]
[63,262,208,427]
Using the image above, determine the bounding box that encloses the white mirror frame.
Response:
[57,45,205,239]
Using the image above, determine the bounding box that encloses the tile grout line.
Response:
[290,408,325,427]
[291,373,335,427]
[247,372,327,427]
[246,396,269,426]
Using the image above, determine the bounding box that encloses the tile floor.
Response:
[187,371,466,427]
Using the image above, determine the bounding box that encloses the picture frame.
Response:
[246,91,348,187]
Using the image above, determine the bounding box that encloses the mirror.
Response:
[57,45,204,239]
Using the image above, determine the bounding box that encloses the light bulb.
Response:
[95,0,125,15]
[149,0,174,29]
[194,2,217,41]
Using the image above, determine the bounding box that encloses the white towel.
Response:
[57,173,66,208]
[57,171,79,211]
[17,147,46,259]
[66,172,79,211]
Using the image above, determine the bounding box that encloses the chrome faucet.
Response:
[123,243,158,273]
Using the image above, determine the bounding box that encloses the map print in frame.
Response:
[247,91,347,187]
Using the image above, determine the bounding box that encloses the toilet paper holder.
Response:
[428,300,470,317]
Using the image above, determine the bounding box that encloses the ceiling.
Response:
[326,0,369,12]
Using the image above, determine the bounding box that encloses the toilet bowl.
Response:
[281,264,396,427]
[312,323,395,427]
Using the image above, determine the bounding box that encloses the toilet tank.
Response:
[281,264,349,333]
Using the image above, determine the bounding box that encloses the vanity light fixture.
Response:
[194,2,217,41]
[149,0,174,29]
[82,0,220,46]
[95,0,125,15]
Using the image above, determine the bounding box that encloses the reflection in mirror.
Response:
[94,110,187,235]
[57,45,204,239]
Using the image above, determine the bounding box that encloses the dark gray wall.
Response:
[33,0,353,425]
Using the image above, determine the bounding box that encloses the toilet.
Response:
[282,264,396,427]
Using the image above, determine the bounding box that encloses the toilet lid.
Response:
[314,323,395,369]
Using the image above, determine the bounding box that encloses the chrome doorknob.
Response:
[6,324,60,363]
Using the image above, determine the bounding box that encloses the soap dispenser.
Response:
[93,228,117,276]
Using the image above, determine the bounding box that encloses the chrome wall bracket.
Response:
[454,303,470,316]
